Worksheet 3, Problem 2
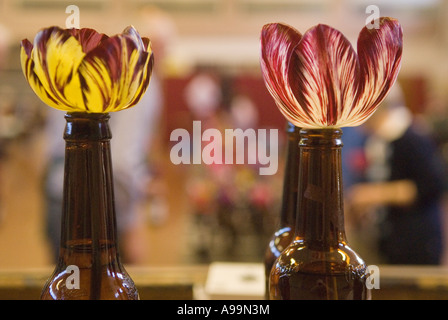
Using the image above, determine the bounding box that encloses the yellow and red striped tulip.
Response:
[21,26,153,113]
[260,17,403,128]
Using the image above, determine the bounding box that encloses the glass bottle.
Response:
[41,112,139,300]
[269,128,370,300]
[263,122,300,298]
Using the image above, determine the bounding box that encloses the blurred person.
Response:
[419,94,448,265]
[346,84,447,265]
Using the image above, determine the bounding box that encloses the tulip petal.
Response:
[78,30,152,112]
[290,24,359,127]
[119,26,154,108]
[118,26,154,110]
[123,26,147,54]
[30,26,86,111]
[260,23,303,126]
[126,48,154,110]
[354,17,403,125]
[21,38,33,58]
[69,28,108,53]
[20,41,62,110]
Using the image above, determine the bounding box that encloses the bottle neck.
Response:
[60,112,118,255]
[295,128,346,250]
[279,123,301,227]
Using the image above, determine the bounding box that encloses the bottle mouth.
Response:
[64,112,112,141]
[65,112,110,120]
[299,128,343,148]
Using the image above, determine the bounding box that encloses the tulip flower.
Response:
[20,25,153,113]
[260,17,402,128]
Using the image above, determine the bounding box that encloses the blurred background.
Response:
[0,0,448,270]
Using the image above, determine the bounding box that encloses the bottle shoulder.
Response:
[273,239,367,275]
[41,265,139,300]
[266,227,295,255]
[264,226,295,268]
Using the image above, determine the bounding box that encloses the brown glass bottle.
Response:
[269,129,370,300]
[41,112,139,300]
[263,122,300,298]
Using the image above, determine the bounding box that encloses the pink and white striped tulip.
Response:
[260,18,403,128]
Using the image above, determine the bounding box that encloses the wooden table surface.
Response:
[0,264,447,300]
